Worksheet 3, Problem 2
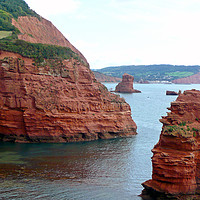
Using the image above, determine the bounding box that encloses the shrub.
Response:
[179,121,186,126]
[0,39,81,62]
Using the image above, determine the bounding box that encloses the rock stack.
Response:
[142,89,200,199]
[115,73,141,93]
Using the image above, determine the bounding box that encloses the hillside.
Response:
[172,72,200,84]
[93,71,121,82]
[0,0,87,64]
[96,64,200,82]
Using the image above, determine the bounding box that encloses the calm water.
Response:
[1,84,200,200]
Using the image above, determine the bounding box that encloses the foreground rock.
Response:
[142,89,200,199]
[0,50,137,143]
[0,3,137,143]
[115,73,141,93]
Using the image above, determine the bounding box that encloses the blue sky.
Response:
[25,0,200,69]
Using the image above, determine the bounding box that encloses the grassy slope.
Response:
[0,31,12,39]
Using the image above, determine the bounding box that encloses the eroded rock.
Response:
[142,89,200,199]
[0,51,137,143]
[115,73,141,93]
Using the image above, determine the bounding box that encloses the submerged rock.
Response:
[142,89,200,199]
[166,90,181,95]
[115,73,141,93]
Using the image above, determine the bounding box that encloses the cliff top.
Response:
[0,0,87,65]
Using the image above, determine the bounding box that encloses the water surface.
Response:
[0,84,200,200]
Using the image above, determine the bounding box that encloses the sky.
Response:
[25,0,200,69]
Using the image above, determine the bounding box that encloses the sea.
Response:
[0,83,200,200]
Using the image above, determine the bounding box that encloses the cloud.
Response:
[25,0,81,17]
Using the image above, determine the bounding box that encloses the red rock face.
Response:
[115,73,141,93]
[0,50,137,143]
[12,16,87,64]
[142,89,200,199]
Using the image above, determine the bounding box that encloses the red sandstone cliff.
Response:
[172,73,200,84]
[0,12,137,142]
[12,16,87,65]
[142,89,200,199]
[0,50,137,142]
[115,73,141,93]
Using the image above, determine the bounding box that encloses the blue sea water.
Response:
[1,84,200,200]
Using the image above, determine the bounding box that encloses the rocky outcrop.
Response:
[12,16,87,64]
[115,73,141,93]
[166,90,181,95]
[93,71,121,83]
[0,50,137,143]
[172,73,200,84]
[142,89,200,199]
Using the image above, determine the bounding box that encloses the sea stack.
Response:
[0,1,137,143]
[142,89,200,199]
[115,73,141,93]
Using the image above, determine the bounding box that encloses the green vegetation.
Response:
[0,9,18,32]
[178,121,186,126]
[164,122,199,138]
[94,64,200,82]
[0,0,39,19]
[0,38,80,62]
[0,0,81,63]
[165,71,194,78]
[0,0,39,32]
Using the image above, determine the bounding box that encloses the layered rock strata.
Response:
[142,89,200,199]
[115,73,141,93]
[0,50,137,143]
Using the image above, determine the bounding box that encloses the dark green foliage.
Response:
[168,126,174,132]
[94,64,200,82]
[0,0,39,19]
[178,121,186,126]
[0,38,80,61]
[192,128,198,132]
[0,0,39,31]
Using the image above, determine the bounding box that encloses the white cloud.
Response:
[25,0,81,17]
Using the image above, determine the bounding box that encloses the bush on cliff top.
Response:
[0,38,80,62]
